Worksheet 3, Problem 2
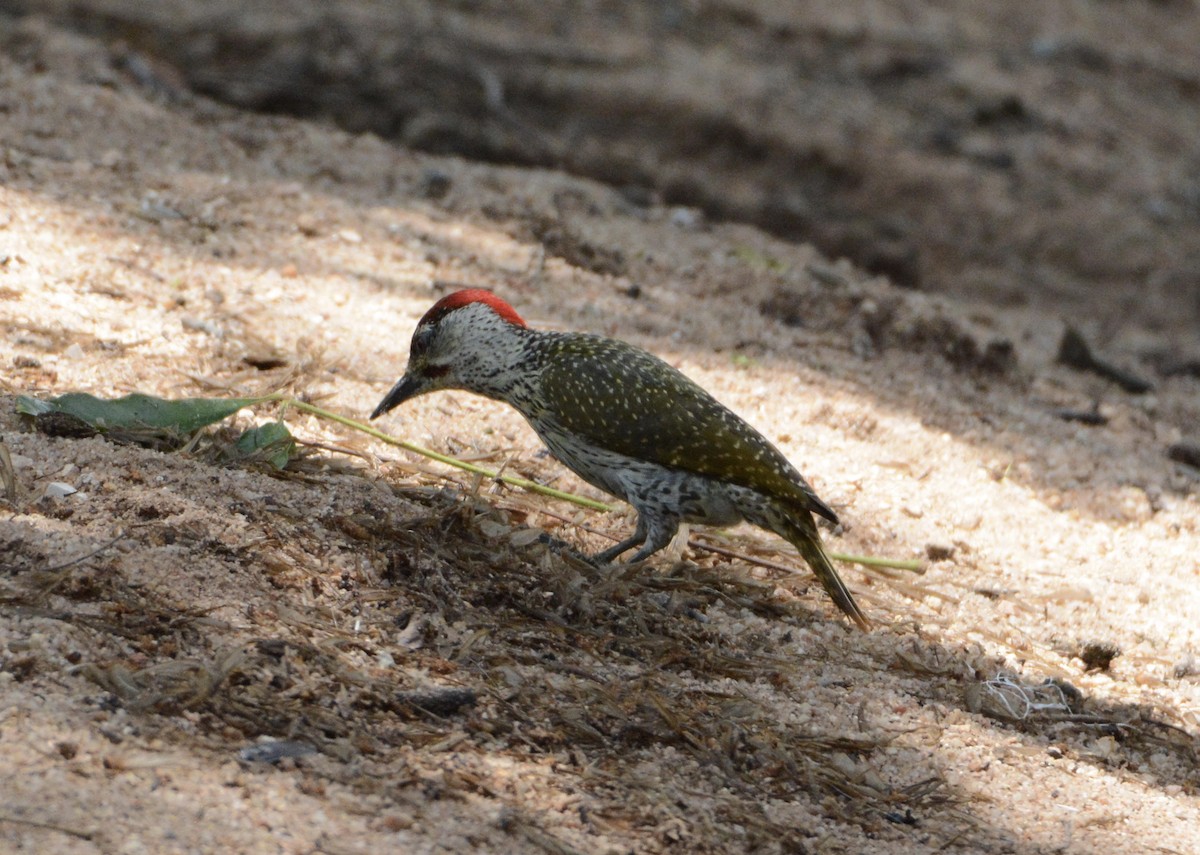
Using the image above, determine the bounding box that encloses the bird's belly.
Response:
[618,467,746,528]
[533,424,640,501]
[531,421,747,526]
[665,478,743,526]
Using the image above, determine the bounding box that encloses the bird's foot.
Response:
[534,531,581,555]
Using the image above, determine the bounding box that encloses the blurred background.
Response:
[4,0,1199,346]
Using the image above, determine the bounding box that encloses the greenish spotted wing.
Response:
[537,334,838,522]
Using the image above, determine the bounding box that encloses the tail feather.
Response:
[776,510,870,631]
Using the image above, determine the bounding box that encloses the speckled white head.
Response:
[370,289,529,418]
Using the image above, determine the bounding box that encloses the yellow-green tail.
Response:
[778,511,870,630]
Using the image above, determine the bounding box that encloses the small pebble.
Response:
[238,741,316,764]
[44,481,77,499]
[419,169,452,200]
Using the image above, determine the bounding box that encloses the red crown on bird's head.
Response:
[418,289,527,329]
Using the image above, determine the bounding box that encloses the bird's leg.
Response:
[591,516,647,565]
[535,531,589,556]
[624,513,680,564]
[592,536,642,565]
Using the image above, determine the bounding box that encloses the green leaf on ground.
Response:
[16,392,263,434]
[231,421,297,469]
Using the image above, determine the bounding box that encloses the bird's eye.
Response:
[410,326,434,357]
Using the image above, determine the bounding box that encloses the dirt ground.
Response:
[1,4,1199,854]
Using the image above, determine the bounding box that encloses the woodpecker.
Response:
[371,289,869,629]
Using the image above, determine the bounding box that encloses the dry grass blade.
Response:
[39,531,129,574]
[0,815,95,842]
[81,646,248,713]
[0,440,17,503]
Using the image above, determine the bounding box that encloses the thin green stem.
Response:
[269,394,923,572]
[828,552,923,572]
[271,395,611,511]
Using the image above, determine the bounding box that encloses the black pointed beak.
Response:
[370,374,422,420]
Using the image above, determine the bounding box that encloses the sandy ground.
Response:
[1,8,1199,855]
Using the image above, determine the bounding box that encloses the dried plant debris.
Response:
[1056,326,1153,393]
[25,410,102,440]
[4,487,947,847]
[1077,640,1121,672]
[1146,350,1200,379]
[238,740,318,764]
[3,415,1193,852]
[3,399,1192,851]
[81,648,248,713]
[0,440,17,503]
[1052,404,1109,426]
[1168,441,1200,470]
[961,670,1197,777]
[965,673,1081,723]
[349,505,935,822]
[394,686,478,717]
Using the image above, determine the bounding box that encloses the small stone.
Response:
[669,206,704,229]
[295,214,321,236]
[419,169,452,200]
[44,482,78,499]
